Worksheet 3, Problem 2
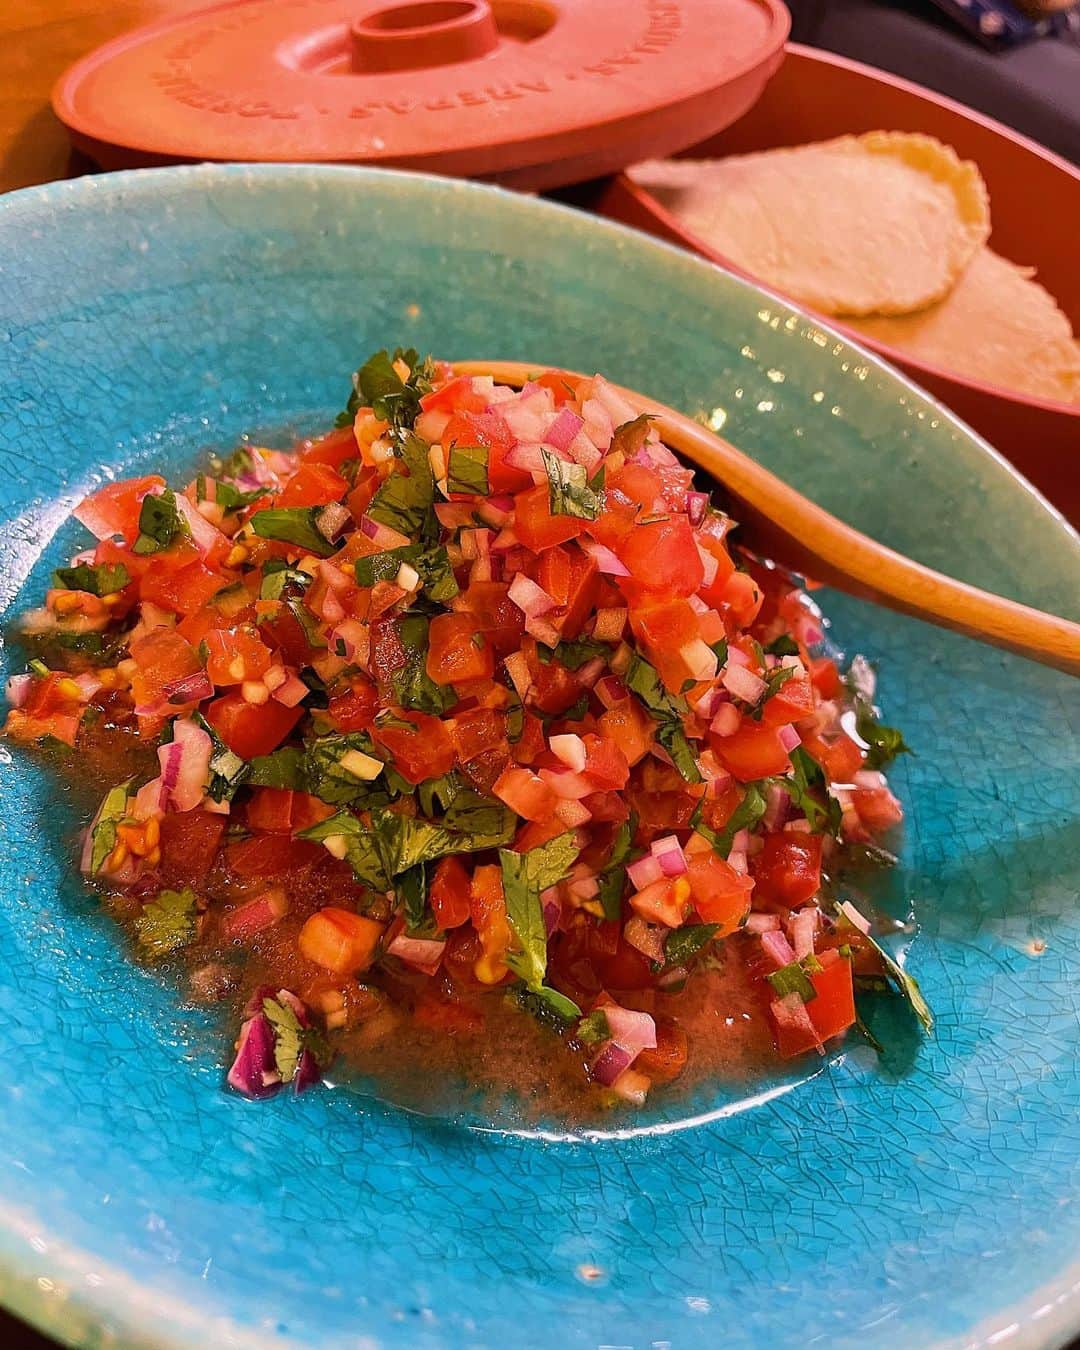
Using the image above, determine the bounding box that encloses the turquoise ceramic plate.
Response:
[0,166,1077,1350]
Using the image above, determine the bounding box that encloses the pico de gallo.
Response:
[4,350,931,1110]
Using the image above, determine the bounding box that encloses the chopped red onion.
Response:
[761,929,797,969]
[726,645,750,668]
[727,850,748,875]
[580,539,630,577]
[609,1067,651,1104]
[387,932,446,975]
[173,490,229,560]
[542,898,562,936]
[605,1004,657,1054]
[525,613,561,647]
[539,767,593,801]
[273,674,310,708]
[838,899,871,934]
[626,853,664,891]
[744,911,781,934]
[710,703,741,737]
[695,542,719,586]
[163,670,214,705]
[5,674,33,708]
[762,782,791,832]
[680,639,719,683]
[292,1047,323,1095]
[226,1013,281,1099]
[594,674,627,708]
[223,889,289,941]
[549,733,586,772]
[722,663,767,704]
[315,501,350,542]
[591,1040,635,1087]
[686,491,709,525]
[504,441,550,475]
[508,573,556,617]
[650,834,688,877]
[359,516,411,549]
[576,657,606,689]
[554,799,591,828]
[544,407,585,452]
[771,992,824,1054]
[778,725,802,752]
[791,907,819,960]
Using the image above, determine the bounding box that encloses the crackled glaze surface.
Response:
[0,166,1077,1350]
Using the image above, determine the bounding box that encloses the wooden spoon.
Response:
[454,361,1080,676]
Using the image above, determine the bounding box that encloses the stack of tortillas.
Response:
[630,132,1080,404]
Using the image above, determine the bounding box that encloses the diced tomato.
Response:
[73,475,165,545]
[606,462,663,514]
[419,375,488,415]
[493,765,557,822]
[710,721,792,782]
[852,784,903,833]
[140,558,224,617]
[581,733,630,790]
[617,516,703,599]
[430,856,472,929]
[718,570,764,628]
[371,711,454,784]
[533,370,583,406]
[346,474,378,524]
[594,935,656,991]
[522,637,583,716]
[443,409,529,494]
[536,545,600,639]
[806,949,856,1041]
[514,816,571,851]
[750,833,823,908]
[129,627,202,705]
[326,674,379,732]
[771,993,824,1058]
[246,787,335,835]
[225,833,324,878]
[275,462,349,508]
[449,706,506,764]
[629,877,691,928]
[819,734,864,783]
[258,604,316,670]
[634,1015,688,1083]
[470,863,511,984]
[204,626,272,686]
[458,581,524,657]
[514,484,586,552]
[810,656,843,699]
[630,599,702,691]
[685,852,753,933]
[598,698,654,767]
[760,667,815,727]
[698,541,737,610]
[427,613,495,686]
[299,426,358,468]
[298,907,383,974]
[157,808,226,886]
[204,690,303,759]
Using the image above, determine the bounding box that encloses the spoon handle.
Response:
[454,361,1080,677]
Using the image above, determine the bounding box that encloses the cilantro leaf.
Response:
[541,448,601,520]
[664,923,719,969]
[135,887,198,956]
[337,348,435,435]
[749,664,795,720]
[53,562,130,596]
[442,787,516,849]
[446,444,489,496]
[366,433,436,540]
[854,698,913,771]
[259,562,311,601]
[624,651,702,783]
[499,832,579,991]
[132,489,185,555]
[836,903,934,1032]
[764,634,800,657]
[250,507,337,557]
[597,815,635,922]
[262,995,327,1084]
[352,543,458,604]
[88,779,134,874]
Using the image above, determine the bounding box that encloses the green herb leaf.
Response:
[366,433,436,540]
[89,779,134,874]
[299,812,391,891]
[338,348,435,435]
[135,887,198,957]
[262,995,328,1083]
[248,746,309,791]
[610,413,654,457]
[52,562,130,596]
[446,443,489,496]
[596,815,635,922]
[397,862,429,934]
[250,507,337,557]
[767,959,818,1002]
[191,713,250,803]
[538,636,609,671]
[259,562,311,601]
[442,786,516,848]
[691,781,768,857]
[352,542,458,604]
[836,903,934,1032]
[499,832,579,990]
[774,745,842,836]
[132,489,185,555]
[854,699,913,771]
[286,597,327,651]
[515,982,582,1027]
[664,923,719,969]
[305,732,387,805]
[624,651,702,784]
[392,613,456,715]
[196,476,270,513]
[541,448,601,520]
[576,1009,612,1044]
[764,634,800,657]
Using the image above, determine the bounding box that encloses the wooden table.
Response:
[0,1,211,194]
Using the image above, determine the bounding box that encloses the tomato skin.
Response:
[718,570,764,628]
[806,949,856,1041]
[536,545,600,639]
[810,656,843,699]
[204,691,303,759]
[630,599,701,691]
[246,788,335,835]
[225,833,324,878]
[760,668,815,727]
[459,580,524,657]
[129,627,202,705]
[750,834,823,908]
[710,721,792,782]
[685,852,754,932]
[326,675,379,732]
[617,516,703,599]
[371,712,454,784]
[635,1015,688,1083]
[275,462,349,508]
[514,484,586,552]
[158,809,226,886]
[299,426,358,468]
[598,698,654,767]
[449,706,505,764]
[73,475,165,545]
[852,784,903,833]
[533,370,583,406]
[419,375,487,416]
[430,856,472,929]
[581,733,630,790]
[426,613,495,686]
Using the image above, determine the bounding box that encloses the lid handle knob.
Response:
[351,1,499,73]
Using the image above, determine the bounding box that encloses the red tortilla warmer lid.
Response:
[52,0,790,191]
